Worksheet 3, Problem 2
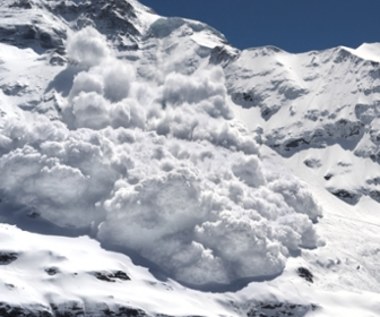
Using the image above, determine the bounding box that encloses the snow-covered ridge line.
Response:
[227,39,380,204]
[242,42,380,64]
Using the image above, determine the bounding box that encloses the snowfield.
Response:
[0,0,379,316]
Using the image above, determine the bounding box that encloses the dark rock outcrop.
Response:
[0,251,19,265]
[246,301,318,317]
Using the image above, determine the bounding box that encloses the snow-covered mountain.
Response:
[227,44,380,205]
[0,0,379,316]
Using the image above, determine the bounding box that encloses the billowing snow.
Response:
[67,28,112,68]
[1,0,380,315]
[0,27,322,287]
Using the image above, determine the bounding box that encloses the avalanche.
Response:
[0,26,322,287]
[0,0,379,316]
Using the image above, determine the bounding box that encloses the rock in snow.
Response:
[0,0,379,316]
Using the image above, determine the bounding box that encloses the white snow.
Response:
[0,224,231,316]
[0,0,380,316]
[0,27,323,287]
[67,28,112,68]
[347,42,380,63]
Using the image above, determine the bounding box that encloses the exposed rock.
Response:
[0,251,19,265]
[246,301,318,317]
[102,306,147,317]
[0,301,153,317]
[366,177,380,185]
[369,190,380,203]
[230,91,264,109]
[45,267,60,276]
[297,267,314,283]
[209,45,238,66]
[303,158,322,168]
[0,0,148,53]
[0,303,51,317]
[92,270,130,282]
[8,0,33,9]
[328,189,361,205]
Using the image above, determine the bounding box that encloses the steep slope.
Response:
[0,0,380,316]
[227,44,380,204]
[0,0,157,51]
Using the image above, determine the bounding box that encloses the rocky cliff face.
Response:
[0,0,156,51]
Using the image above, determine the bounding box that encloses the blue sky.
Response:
[139,0,380,52]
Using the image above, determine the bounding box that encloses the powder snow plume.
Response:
[0,26,322,288]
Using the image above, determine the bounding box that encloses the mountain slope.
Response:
[0,0,379,316]
[228,44,380,205]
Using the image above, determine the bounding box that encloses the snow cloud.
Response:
[67,27,111,68]
[0,27,322,288]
